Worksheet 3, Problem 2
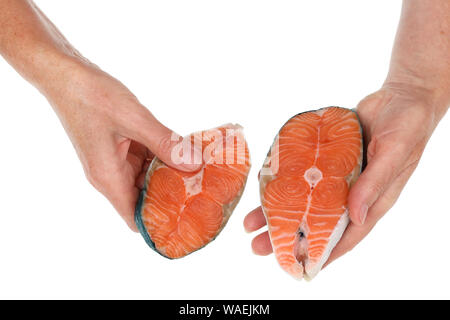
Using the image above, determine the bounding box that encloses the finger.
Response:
[323,222,375,269]
[244,207,267,232]
[126,142,148,177]
[125,141,153,189]
[103,168,140,232]
[85,139,140,231]
[136,158,153,189]
[324,160,418,267]
[128,140,149,161]
[93,168,140,232]
[348,138,412,226]
[110,184,140,233]
[136,169,147,190]
[251,231,273,256]
[120,106,202,172]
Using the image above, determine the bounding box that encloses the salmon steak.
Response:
[259,107,363,280]
[135,124,251,259]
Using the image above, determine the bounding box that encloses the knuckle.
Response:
[357,91,385,111]
[157,134,174,156]
[85,163,104,190]
[368,181,384,197]
[346,243,357,254]
[366,140,377,160]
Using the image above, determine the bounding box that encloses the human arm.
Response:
[0,0,201,230]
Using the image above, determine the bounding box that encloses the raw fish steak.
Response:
[135,124,251,259]
[259,107,363,280]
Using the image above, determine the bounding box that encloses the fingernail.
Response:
[180,145,203,169]
[360,204,368,225]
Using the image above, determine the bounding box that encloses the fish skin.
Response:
[259,107,364,280]
[135,124,251,259]
[135,157,170,258]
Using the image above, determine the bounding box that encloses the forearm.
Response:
[0,0,88,95]
[386,0,450,117]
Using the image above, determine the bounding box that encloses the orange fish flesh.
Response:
[259,107,363,280]
[136,124,251,259]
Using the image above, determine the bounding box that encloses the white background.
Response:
[0,0,448,299]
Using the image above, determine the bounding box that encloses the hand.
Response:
[244,82,442,265]
[45,62,201,231]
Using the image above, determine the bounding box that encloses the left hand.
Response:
[244,82,443,266]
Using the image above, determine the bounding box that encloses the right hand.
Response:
[45,61,201,231]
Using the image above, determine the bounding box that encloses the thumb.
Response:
[122,107,202,172]
[347,140,411,226]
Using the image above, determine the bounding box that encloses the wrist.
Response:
[383,70,450,120]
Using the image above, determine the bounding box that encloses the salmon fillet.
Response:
[135,124,251,259]
[260,107,363,280]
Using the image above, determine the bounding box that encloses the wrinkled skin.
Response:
[0,0,201,232]
[244,82,445,264]
[48,66,202,231]
[1,0,449,251]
